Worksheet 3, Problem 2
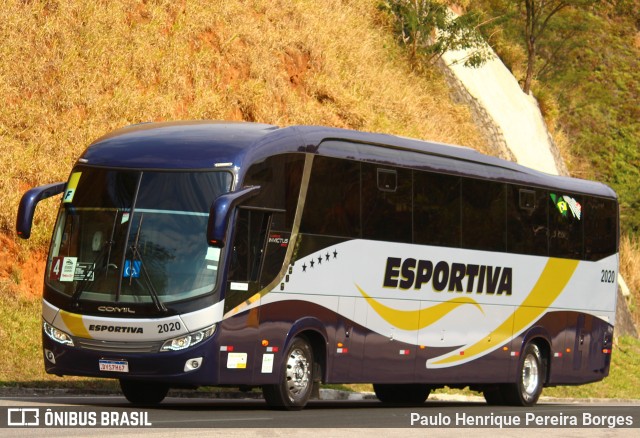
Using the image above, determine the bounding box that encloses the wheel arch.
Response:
[285,317,328,381]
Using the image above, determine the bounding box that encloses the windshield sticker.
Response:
[73,262,95,282]
[121,212,130,224]
[550,193,582,220]
[206,247,220,271]
[59,257,78,282]
[50,256,63,281]
[62,172,82,204]
[123,260,141,279]
[206,247,220,261]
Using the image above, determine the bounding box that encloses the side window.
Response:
[414,171,461,247]
[461,179,506,252]
[506,186,548,256]
[242,154,305,288]
[362,164,412,243]
[244,154,305,231]
[549,192,583,259]
[584,198,618,261]
[300,156,360,238]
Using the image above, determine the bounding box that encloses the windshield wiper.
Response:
[126,214,168,313]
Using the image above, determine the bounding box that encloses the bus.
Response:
[16,121,619,410]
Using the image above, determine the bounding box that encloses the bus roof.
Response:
[79,121,616,199]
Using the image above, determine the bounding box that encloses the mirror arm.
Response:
[16,182,65,239]
[207,186,261,247]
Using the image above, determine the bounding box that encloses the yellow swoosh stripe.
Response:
[356,284,484,331]
[430,257,579,366]
[59,310,91,338]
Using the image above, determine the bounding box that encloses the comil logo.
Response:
[7,408,39,426]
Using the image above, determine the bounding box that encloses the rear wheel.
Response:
[119,380,169,405]
[373,384,431,405]
[263,336,315,410]
[502,342,545,406]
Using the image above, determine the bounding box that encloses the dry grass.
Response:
[620,234,640,327]
[0,0,488,251]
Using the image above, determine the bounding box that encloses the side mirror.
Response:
[16,182,65,239]
[207,186,261,247]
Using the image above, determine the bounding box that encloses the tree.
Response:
[382,0,492,68]
[516,1,600,93]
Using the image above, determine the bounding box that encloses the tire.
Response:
[483,386,506,405]
[502,342,545,406]
[263,336,315,410]
[119,379,169,405]
[373,384,431,405]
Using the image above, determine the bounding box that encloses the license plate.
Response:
[99,359,129,373]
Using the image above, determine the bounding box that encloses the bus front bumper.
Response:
[42,331,220,386]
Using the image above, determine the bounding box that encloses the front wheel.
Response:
[502,342,545,406]
[119,380,169,405]
[263,336,315,410]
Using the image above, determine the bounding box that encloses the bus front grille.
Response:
[75,338,163,353]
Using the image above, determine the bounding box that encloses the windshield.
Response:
[46,167,233,306]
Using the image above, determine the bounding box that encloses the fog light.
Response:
[45,349,56,364]
[184,357,203,372]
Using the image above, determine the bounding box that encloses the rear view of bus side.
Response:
[17,122,618,409]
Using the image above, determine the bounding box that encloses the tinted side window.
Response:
[549,192,583,259]
[414,172,461,247]
[584,198,618,261]
[506,186,548,256]
[242,154,305,288]
[362,164,412,243]
[300,156,360,238]
[461,179,506,252]
[244,153,305,231]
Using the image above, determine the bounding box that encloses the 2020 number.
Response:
[600,270,615,283]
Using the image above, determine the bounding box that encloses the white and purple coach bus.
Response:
[17,122,619,409]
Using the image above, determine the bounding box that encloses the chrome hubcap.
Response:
[285,347,310,399]
[522,353,539,397]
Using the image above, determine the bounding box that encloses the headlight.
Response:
[43,321,74,346]
[160,325,216,352]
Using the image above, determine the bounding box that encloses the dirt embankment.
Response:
[0,233,46,299]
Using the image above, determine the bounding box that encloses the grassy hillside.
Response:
[469,1,639,233]
[0,0,637,398]
[0,0,488,253]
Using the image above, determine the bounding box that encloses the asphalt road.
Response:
[1,393,639,437]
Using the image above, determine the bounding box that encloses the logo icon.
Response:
[7,408,40,426]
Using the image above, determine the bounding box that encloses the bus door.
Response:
[219,208,272,383]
